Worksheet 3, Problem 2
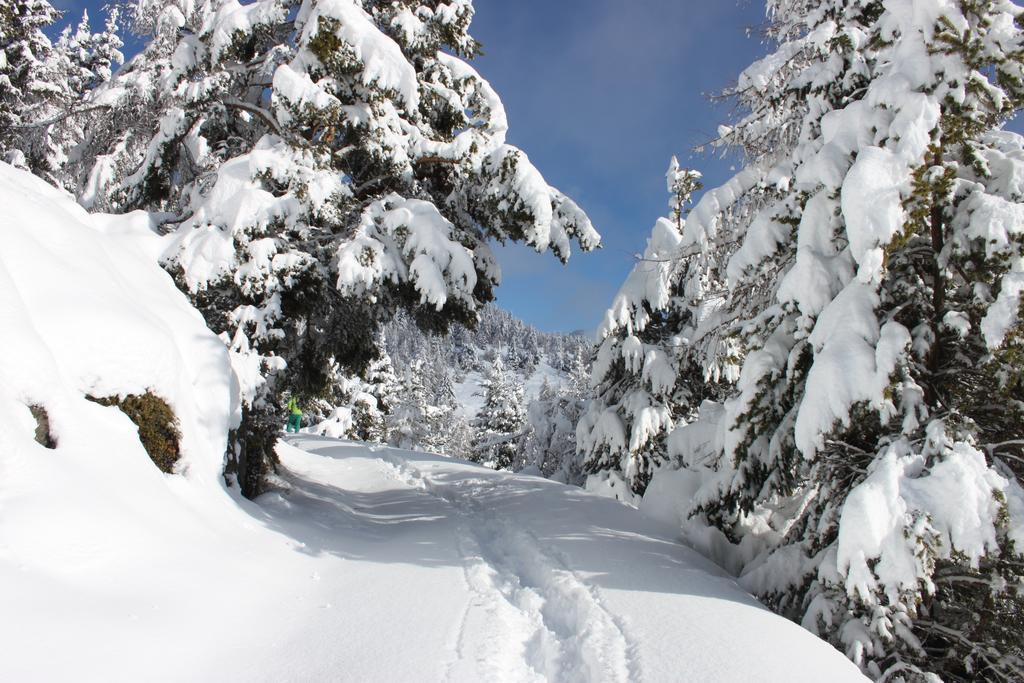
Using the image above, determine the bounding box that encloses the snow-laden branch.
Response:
[223,99,283,137]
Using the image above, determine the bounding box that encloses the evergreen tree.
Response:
[311,347,396,441]
[377,303,592,462]
[71,0,599,497]
[0,0,73,179]
[524,349,589,480]
[607,2,1024,679]
[56,8,123,94]
[442,411,474,460]
[387,360,450,453]
[359,349,397,442]
[470,356,525,470]
[40,7,126,191]
[666,156,702,231]
[577,157,735,499]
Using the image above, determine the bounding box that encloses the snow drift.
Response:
[0,162,237,487]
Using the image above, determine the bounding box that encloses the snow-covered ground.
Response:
[4,431,863,681]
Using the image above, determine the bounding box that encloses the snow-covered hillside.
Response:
[385,305,591,422]
[0,163,236,487]
[453,360,568,419]
[4,433,865,682]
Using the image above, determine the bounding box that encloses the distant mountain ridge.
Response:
[384,304,592,380]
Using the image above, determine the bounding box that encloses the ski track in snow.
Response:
[376,450,637,683]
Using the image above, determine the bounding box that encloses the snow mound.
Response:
[0,163,237,486]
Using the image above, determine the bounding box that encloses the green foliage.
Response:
[307,18,362,78]
[88,393,181,474]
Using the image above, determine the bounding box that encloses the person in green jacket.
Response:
[285,396,303,433]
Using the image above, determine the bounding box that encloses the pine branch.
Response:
[8,102,110,129]
[414,155,460,167]
[223,99,283,137]
[915,619,1024,683]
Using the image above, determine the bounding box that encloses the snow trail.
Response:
[380,451,635,682]
[3,428,865,681]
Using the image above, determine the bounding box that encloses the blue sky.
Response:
[46,2,783,332]
[469,1,766,333]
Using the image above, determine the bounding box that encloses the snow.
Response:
[287,440,867,682]
[2,424,866,681]
[0,165,860,679]
[840,146,905,282]
[207,0,287,63]
[598,217,682,339]
[272,62,343,116]
[641,464,747,578]
[479,145,601,261]
[295,0,420,110]
[837,432,1008,606]
[453,360,566,420]
[336,194,478,310]
[982,259,1024,349]
[416,52,509,160]
[684,167,760,250]
[795,283,910,457]
[0,163,237,486]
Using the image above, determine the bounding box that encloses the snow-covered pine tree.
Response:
[425,357,468,453]
[650,1,1024,680]
[523,349,589,480]
[56,8,124,95]
[72,0,599,496]
[311,346,395,441]
[358,348,397,441]
[0,0,74,179]
[388,360,449,452]
[470,356,525,470]
[374,329,461,453]
[523,378,561,474]
[442,411,473,460]
[66,0,185,210]
[39,7,127,192]
[666,156,703,231]
[577,157,737,501]
[383,304,591,380]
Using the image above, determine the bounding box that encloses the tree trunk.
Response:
[225,407,279,499]
[926,151,947,407]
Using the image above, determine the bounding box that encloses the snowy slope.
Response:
[3,433,864,681]
[0,163,237,484]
